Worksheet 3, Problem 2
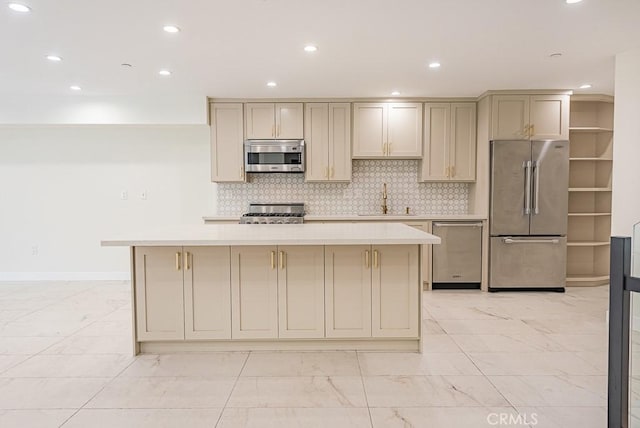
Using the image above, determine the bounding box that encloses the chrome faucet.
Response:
[382,183,388,214]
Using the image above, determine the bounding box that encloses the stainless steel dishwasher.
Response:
[432,222,483,289]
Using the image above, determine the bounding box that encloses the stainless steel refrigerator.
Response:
[489,140,569,291]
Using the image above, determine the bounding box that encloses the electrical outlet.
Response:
[140,190,147,200]
[31,246,38,256]
[120,191,128,200]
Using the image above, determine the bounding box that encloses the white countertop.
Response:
[101,223,440,247]
[202,214,486,222]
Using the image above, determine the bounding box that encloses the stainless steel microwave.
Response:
[244,139,305,173]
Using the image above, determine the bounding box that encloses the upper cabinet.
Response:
[352,103,422,158]
[305,103,351,182]
[490,94,569,140]
[245,103,303,139]
[210,103,245,183]
[421,103,477,181]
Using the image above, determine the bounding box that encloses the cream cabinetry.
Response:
[231,245,325,339]
[230,246,279,339]
[183,247,232,340]
[210,103,245,182]
[371,245,420,337]
[325,245,420,338]
[244,103,303,139]
[277,246,325,338]
[305,103,351,182]
[324,245,372,338]
[421,103,476,181]
[566,96,614,287]
[135,246,233,341]
[352,103,422,158]
[490,95,569,140]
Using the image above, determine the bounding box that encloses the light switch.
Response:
[140,190,147,200]
[120,191,128,200]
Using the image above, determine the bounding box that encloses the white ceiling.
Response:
[1,0,639,103]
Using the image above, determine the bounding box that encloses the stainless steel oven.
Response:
[244,139,305,173]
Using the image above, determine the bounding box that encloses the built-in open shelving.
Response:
[566,95,614,287]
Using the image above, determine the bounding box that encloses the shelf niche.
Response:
[566,95,614,287]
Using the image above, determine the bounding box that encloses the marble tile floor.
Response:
[0,281,610,427]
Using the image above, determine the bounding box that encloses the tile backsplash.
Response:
[216,160,469,216]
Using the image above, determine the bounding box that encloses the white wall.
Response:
[0,125,214,280]
[612,49,640,238]
[0,94,207,125]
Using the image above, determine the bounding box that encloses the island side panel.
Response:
[130,246,140,356]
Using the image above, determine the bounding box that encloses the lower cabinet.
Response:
[372,245,420,338]
[231,246,279,339]
[135,246,233,341]
[325,245,372,338]
[277,246,325,338]
[134,244,420,343]
[325,245,420,338]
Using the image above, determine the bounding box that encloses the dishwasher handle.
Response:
[433,222,483,227]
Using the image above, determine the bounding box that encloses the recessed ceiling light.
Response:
[69,85,81,91]
[428,62,441,69]
[304,45,318,52]
[8,3,30,12]
[46,55,62,62]
[158,70,171,76]
[121,63,133,68]
[566,0,583,4]
[391,91,401,96]
[163,25,180,33]
[267,81,277,87]
[549,52,563,58]
[579,84,592,89]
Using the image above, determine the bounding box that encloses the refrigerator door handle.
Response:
[532,161,540,215]
[523,161,532,215]
[503,238,560,244]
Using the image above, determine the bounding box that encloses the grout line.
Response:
[214,351,250,427]
[56,354,138,427]
[355,351,375,428]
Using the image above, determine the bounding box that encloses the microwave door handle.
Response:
[533,161,540,215]
[524,161,531,215]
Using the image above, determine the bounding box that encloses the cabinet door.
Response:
[491,95,530,140]
[134,247,185,341]
[245,103,276,139]
[275,103,304,139]
[530,95,569,140]
[328,103,352,181]
[324,245,372,338]
[388,103,423,157]
[304,103,330,181]
[371,245,419,338]
[352,103,386,157]
[231,246,278,339]
[210,103,245,182]
[450,103,477,181]
[183,247,231,340]
[277,246,325,338]
[421,103,450,181]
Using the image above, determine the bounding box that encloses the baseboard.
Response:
[0,272,130,281]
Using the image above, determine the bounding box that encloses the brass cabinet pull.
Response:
[176,252,181,271]
[365,250,370,268]
[240,166,244,178]
[184,252,191,270]
[325,166,329,179]
[530,124,535,137]
[446,166,450,178]
[270,251,276,269]
[382,143,386,156]
[272,124,275,137]
[388,142,392,155]
[373,249,379,268]
[330,166,334,178]
[451,165,455,178]
[279,251,285,269]
[277,124,280,137]
[523,124,530,137]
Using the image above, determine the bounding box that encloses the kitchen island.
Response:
[102,223,440,354]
